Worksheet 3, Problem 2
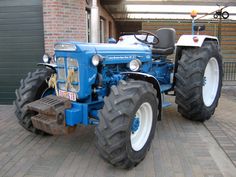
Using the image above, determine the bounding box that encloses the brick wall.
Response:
[43,0,86,55]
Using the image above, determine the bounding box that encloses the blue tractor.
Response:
[14,27,222,168]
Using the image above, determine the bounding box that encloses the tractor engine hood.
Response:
[79,42,152,64]
[74,42,150,53]
[55,42,152,62]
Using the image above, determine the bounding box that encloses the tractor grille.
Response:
[56,57,80,92]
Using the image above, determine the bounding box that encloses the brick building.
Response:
[43,0,116,55]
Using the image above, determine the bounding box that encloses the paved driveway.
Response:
[0,90,236,177]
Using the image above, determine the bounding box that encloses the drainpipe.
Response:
[90,0,99,43]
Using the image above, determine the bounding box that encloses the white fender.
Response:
[176,35,219,47]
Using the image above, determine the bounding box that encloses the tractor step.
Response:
[26,95,75,135]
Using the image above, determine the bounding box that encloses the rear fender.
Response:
[176,35,219,47]
[122,72,162,120]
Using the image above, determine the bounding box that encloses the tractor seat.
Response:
[152,28,176,56]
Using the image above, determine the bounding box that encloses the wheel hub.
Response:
[131,117,140,133]
[203,76,206,86]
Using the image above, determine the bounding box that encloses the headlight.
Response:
[129,59,141,71]
[92,55,102,66]
[43,54,50,63]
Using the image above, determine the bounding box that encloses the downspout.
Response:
[90,0,99,43]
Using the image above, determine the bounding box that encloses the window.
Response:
[100,17,106,43]
[86,10,91,42]
[109,21,112,38]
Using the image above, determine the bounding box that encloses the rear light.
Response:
[193,36,199,43]
[119,37,124,41]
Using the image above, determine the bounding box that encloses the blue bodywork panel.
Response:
[54,41,174,126]
[65,101,103,126]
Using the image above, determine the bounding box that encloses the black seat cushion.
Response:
[152,28,176,55]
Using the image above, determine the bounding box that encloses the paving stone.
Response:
[204,95,236,169]
[0,94,236,176]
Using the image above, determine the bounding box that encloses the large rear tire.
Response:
[13,68,54,134]
[95,80,159,169]
[175,41,222,121]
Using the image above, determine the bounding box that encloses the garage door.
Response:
[0,0,44,104]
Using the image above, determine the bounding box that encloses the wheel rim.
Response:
[202,57,219,107]
[130,102,153,151]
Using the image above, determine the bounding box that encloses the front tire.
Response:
[13,68,54,134]
[95,80,159,169]
[175,41,223,121]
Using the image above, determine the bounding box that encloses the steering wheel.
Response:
[134,30,159,45]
